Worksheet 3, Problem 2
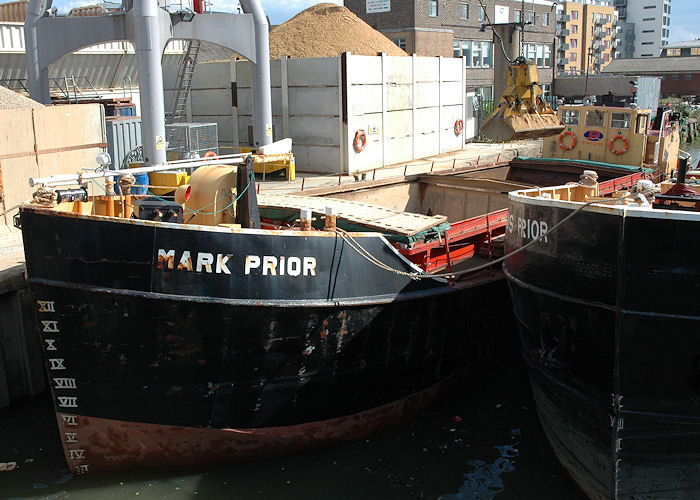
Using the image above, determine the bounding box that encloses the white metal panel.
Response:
[441,129,463,153]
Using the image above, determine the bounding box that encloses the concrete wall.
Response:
[168,53,470,174]
[0,104,106,212]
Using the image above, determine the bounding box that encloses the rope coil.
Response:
[32,187,57,207]
[118,174,136,195]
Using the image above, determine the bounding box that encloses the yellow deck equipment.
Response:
[481,59,565,143]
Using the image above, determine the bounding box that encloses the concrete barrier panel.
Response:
[289,116,339,146]
[288,87,340,116]
[385,56,412,84]
[384,135,413,165]
[414,107,439,133]
[414,132,440,159]
[385,110,413,138]
[441,81,464,106]
[347,55,382,85]
[414,58,440,82]
[349,84,383,115]
[288,57,339,86]
[440,59,464,82]
[386,84,413,112]
[192,61,231,89]
[415,82,440,108]
[294,144,341,173]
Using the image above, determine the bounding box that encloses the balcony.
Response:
[557,14,570,23]
[557,57,569,66]
[595,30,605,40]
[592,42,603,51]
[613,18,622,26]
[595,18,605,26]
[556,28,570,37]
[557,43,570,51]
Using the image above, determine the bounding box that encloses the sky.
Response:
[50,0,699,43]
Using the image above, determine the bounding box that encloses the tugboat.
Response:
[504,152,700,498]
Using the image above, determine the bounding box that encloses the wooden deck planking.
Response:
[257,193,447,236]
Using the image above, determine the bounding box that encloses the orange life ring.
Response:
[203,150,218,159]
[558,131,577,151]
[609,134,629,155]
[454,119,464,135]
[353,130,367,153]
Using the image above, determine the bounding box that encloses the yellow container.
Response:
[148,170,190,195]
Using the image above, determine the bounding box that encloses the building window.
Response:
[672,74,679,80]
[686,74,693,80]
[571,24,578,34]
[605,14,611,23]
[642,30,654,33]
[604,53,610,62]
[571,38,577,48]
[643,4,656,8]
[641,53,653,56]
[478,6,485,22]
[428,0,438,17]
[528,10,534,23]
[642,42,653,45]
[542,12,549,26]
[514,9,521,22]
[642,19,655,22]
[456,40,493,67]
[606,27,611,35]
[460,3,469,20]
[691,47,700,55]
[570,52,577,62]
[605,40,610,49]
[571,10,578,20]
[393,38,406,51]
[666,48,681,56]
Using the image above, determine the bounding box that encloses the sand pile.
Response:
[0,85,43,110]
[270,3,407,59]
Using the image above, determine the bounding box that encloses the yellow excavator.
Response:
[481,57,564,143]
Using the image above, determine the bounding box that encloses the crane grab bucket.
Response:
[480,59,565,143]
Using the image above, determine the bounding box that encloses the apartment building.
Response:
[555,0,617,75]
[613,0,670,56]
[344,0,557,100]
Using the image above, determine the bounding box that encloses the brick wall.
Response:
[661,74,700,98]
[344,0,415,30]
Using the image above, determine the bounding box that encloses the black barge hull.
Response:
[504,197,700,499]
[20,207,509,474]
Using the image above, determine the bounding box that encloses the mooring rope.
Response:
[332,188,657,281]
[118,174,136,195]
[31,187,57,207]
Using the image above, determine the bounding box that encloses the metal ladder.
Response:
[167,39,201,123]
